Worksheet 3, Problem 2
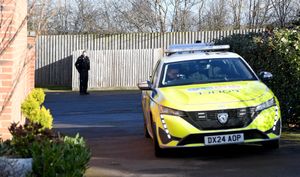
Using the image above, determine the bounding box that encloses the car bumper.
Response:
[156,106,281,148]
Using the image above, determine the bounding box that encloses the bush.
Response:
[0,89,91,176]
[5,122,59,158]
[0,139,13,157]
[0,121,91,177]
[30,134,91,177]
[29,88,45,105]
[215,27,300,125]
[21,89,53,129]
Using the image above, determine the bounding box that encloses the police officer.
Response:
[75,51,90,95]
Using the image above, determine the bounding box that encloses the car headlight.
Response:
[255,98,276,112]
[159,105,186,117]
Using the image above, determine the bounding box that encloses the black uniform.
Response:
[75,55,90,94]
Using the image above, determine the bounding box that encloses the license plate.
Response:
[204,133,244,145]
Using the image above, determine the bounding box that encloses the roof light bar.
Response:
[165,43,230,54]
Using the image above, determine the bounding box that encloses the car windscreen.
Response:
[159,58,257,87]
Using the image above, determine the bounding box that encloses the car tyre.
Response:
[262,139,280,149]
[152,124,165,157]
[144,122,150,138]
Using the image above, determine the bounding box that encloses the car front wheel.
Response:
[144,121,150,138]
[152,124,165,157]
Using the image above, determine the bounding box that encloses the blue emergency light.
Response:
[166,43,230,54]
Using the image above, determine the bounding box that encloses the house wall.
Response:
[0,0,35,140]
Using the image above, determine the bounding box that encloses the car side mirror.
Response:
[137,80,152,90]
[259,71,273,81]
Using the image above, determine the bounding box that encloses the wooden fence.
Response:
[35,28,264,87]
[72,49,162,90]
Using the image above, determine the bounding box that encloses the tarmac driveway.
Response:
[44,91,300,177]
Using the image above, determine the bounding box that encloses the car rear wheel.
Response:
[262,139,280,149]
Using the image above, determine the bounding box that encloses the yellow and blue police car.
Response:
[138,43,281,157]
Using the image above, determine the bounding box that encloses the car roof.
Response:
[161,51,242,64]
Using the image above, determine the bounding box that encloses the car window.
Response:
[160,58,257,87]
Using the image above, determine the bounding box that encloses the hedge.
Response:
[215,27,300,125]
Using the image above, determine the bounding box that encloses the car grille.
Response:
[184,107,256,130]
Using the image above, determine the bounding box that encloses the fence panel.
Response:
[72,49,163,90]
[35,28,264,87]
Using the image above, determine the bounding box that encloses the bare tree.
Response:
[196,0,205,30]
[111,0,160,32]
[153,0,169,32]
[26,0,299,34]
[170,0,200,32]
[245,0,273,28]
[271,0,294,27]
[71,0,101,33]
[247,0,259,28]
[203,0,228,30]
[108,0,170,33]
[28,0,59,35]
[49,0,73,34]
[97,0,125,33]
[258,0,273,27]
[229,0,243,29]
[170,0,180,31]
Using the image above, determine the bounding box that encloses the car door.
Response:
[143,60,161,136]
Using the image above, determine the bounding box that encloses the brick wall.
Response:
[0,0,35,140]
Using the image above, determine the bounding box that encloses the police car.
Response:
[138,43,281,157]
